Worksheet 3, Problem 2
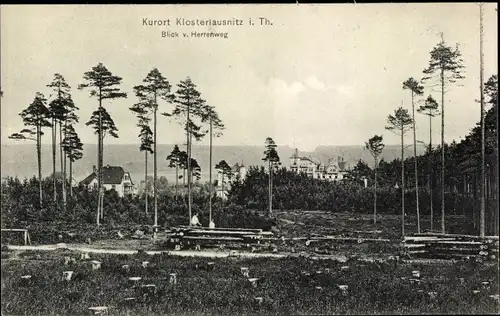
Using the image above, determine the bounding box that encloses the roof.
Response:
[231,163,245,172]
[80,166,129,186]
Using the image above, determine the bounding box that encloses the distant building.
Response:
[215,162,247,200]
[80,165,135,197]
[289,148,348,182]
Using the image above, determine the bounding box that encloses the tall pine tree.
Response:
[133,68,173,231]
[422,35,465,234]
[171,78,208,225]
[9,93,52,208]
[79,63,127,226]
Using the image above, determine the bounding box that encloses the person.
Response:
[191,213,202,227]
[209,220,215,229]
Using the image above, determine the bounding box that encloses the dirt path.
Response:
[5,244,464,265]
[6,244,352,260]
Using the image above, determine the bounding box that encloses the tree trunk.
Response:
[374,157,378,224]
[100,118,104,220]
[428,110,434,231]
[37,122,43,209]
[183,168,186,204]
[145,151,148,215]
[479,3,486,237]
[187,100,192,225]
[175,164,178,200]
[52,118,57,205]
[269,160,273,216]
[428,174,432,231]
[59,122,66,212]
[401,128,405,237]
[221,172,225,205]
[69,153,73,197]
[412,91,420,233]
[62,121,67,212]
[96,91,102,227]
[209,118,213,223]
[440,67,446,234]
[153,99,158,228]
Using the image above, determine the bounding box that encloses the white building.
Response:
[80,165,135,197]
[289,148,348,182]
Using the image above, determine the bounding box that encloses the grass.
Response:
[1,249,499,315]
[274,211,474,239]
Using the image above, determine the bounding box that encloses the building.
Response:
[289,148,348,182]
[80,165,135,197]
[215,162,247,200]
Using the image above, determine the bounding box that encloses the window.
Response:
[111,185,116,190]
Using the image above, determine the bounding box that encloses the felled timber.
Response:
[176,226,264,233]
[402,233,499,261]
[412,232,499,241]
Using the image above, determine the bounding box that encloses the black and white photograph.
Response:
[0,3,498,315]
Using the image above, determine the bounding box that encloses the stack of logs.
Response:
[402,233,499,261]
[165,226,392,253]
[166,226,275,251]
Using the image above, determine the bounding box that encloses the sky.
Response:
[1,4,498,152]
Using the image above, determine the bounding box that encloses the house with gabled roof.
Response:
[80,165,135,197]
[289,148,348,182]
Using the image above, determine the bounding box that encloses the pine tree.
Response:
[171,78,208,225]
[201,105,224,224]
[61,124,83,198]
[78,63,127,226]
[417,95,440,231]
[9,93,52,208]
[166,145,182,200]
[215,160,232,204]
[422,35,465,234]
[365,135,385,224]
[263,137,280,216]
[386,107,413,237]
[134,68,173,230]
[402,77,424,233]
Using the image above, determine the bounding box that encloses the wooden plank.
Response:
[180,236,244,242]
[408,250,428,254]
[176,226,264,233]
[423,241,483,245]
[404,237,457,242]
[403,244,427,248]
[186,230,260,236]
[429,247,485,254]
[1,229,28,233]
[184,230,273,237]
[313,236,391,242]
[411,232,499,241]
[353,230,382,234]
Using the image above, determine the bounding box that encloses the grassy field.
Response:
[274,211,473,239]
[1,249,499,315]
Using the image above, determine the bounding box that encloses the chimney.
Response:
[93,165,96,173]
